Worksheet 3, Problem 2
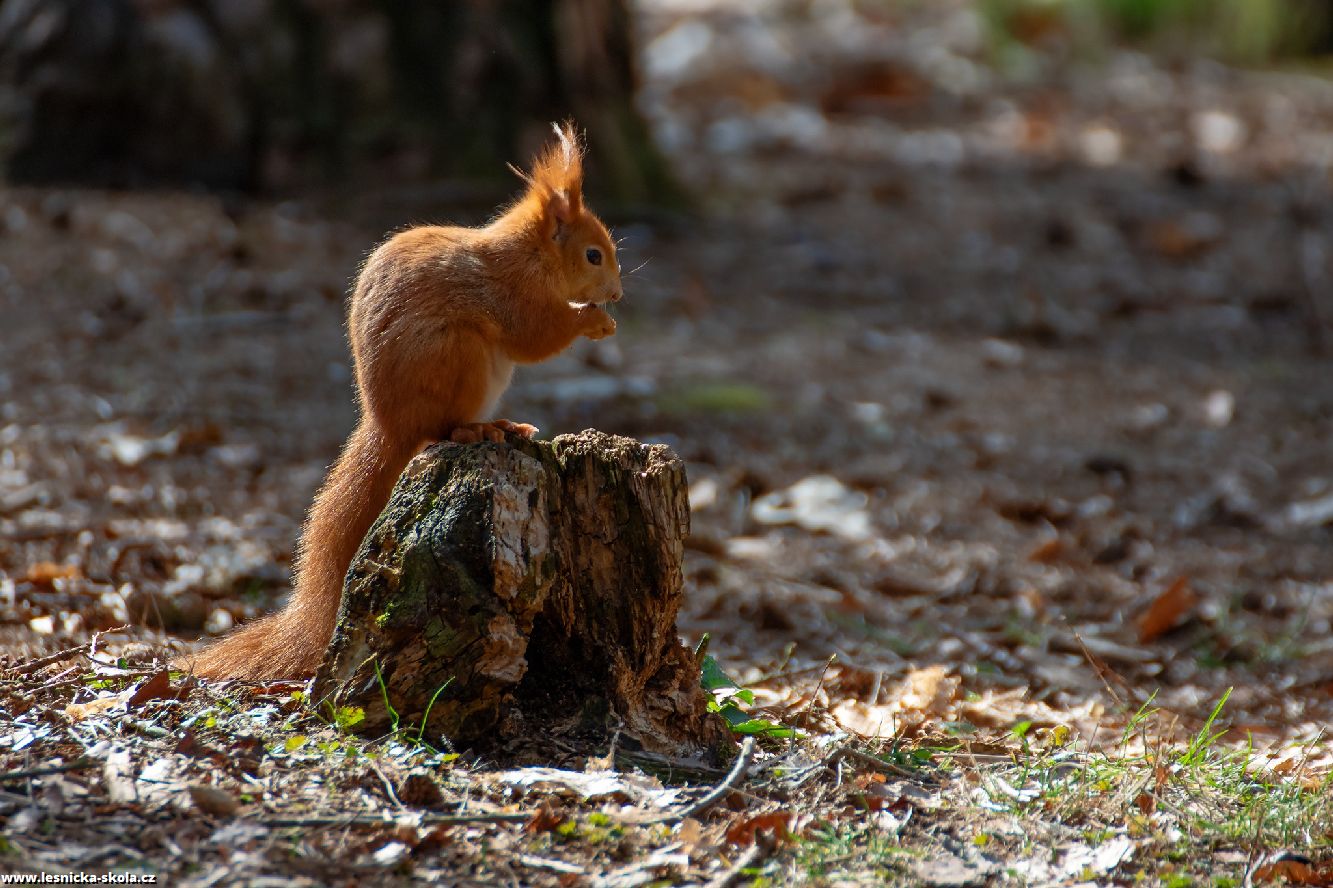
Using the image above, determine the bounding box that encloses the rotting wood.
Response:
[312,429,732,762]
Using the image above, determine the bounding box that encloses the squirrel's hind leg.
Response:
[447,420,538,444]
[490,419,539,438]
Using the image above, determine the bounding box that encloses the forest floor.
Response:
[3,1,1333,885]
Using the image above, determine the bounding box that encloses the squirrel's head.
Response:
[515,122,623,305]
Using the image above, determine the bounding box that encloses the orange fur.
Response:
[184,123,622,680]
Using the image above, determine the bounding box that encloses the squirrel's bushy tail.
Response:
[185,421,416,680]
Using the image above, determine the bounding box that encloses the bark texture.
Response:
[311,430,731,761]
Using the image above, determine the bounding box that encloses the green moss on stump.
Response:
[311,429,731,762]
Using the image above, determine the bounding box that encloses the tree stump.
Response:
[310,430,732,762]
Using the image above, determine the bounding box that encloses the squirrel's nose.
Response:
[610,289,623,302]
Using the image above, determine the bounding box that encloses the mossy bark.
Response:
[310,430,731,761]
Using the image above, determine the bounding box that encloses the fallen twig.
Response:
[262,812,531,827]
[704,836,771,888]
[32,666,83,692]
[794,654,837,728]
[1075,632,1148,710]
[9,646,89,677]
[518,855,585,875]
[126,719,171,739]
[365,758,406,812]
[826,745,917,779]
[655,736,756,824]
[0,759,97,782]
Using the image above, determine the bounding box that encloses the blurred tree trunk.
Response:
[0,0,678,203]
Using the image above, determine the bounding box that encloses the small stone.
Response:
[187,785,240,817]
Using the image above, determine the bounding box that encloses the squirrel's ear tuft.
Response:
[527,120,585,233]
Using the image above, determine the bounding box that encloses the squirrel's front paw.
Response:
[579,305,617,340]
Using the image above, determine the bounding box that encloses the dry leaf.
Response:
[1146,214,1221,259]
[751,475,873,541]
[371,842,411,867]
[676,817,705,854]
[525,804,565,834]
[103,748,136,803]
[66,693,130,721]
[1059,836,1135,880]
[127,670,179,708]
[832,700,901,737]
[498,768,679,806]
[725,811,792,846]
[24,561,81,585]
[911,851,1000,886]
[100,429,180,466]
[1027,537,1064,564]
[6,808,41,834]
[959,691,1105,736]
[415,825,454,854]
[1137,577,1197,643]
[398,772,445,809]
[175,729,203,756]
[250,681,308,698]
[899,666,959,715]
[1284,492,1333,529]
[677,816,728,862]
[187,784,240,817]
[1252,856,1320,885]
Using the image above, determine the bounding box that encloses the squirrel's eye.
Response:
[585,247,603,266]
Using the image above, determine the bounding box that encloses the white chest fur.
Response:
[479,354,515,419]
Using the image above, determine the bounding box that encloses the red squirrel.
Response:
[185,123,622,680]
